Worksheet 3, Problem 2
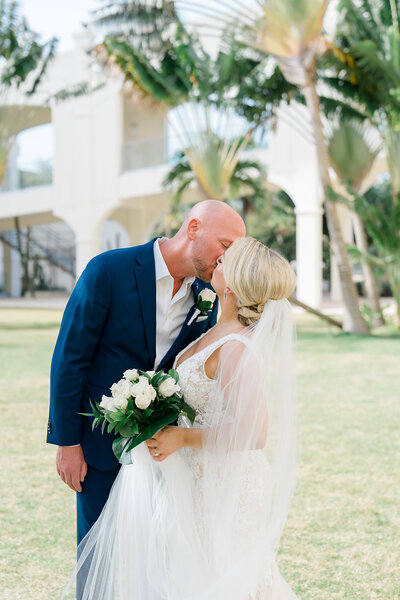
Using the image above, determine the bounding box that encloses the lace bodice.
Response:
[174,331,248,427]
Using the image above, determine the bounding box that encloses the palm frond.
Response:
[327,121,379,187]
[350,39,400,88]
[51,81,106,104]
[337,0,386,49]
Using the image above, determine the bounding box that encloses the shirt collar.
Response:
[154,237,170,281]
[154,238,195,289]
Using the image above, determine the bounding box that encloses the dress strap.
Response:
[201,333,252,361]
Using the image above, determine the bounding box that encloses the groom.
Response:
[47,199,245,543]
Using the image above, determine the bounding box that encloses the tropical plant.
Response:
[327,120,385,326]
[330,185,400,329]
[179,0,370,333]
[333,0,400,197]
[326,0,400,326]
[163,141,269,222]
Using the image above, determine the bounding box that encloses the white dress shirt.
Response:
[154,238,195,368]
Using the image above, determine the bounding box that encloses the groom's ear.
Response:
[187,218,201,239]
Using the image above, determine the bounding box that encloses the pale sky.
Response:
[19,0,98,51]
[16,1,98,169]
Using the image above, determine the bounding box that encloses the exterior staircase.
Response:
[0,223,76,277]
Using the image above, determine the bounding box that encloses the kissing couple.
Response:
[48,200,299,599]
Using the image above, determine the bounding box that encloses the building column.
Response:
[295,207,323,309]
[75,234,101,279]
[2,241,11,295]
[1,241,22,297]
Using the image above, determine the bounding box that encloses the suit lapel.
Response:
[133,239,157,365]
[157,304,197,371]
[156,280,211,371]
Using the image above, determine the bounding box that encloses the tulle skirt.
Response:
[61,443,298,600]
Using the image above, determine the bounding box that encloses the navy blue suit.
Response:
[47,238,218,542]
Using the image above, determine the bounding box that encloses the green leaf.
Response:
[141,408,154,418]
[197,299,212,312]
[180,401,196,424]
[151,371,165,386]
[118,425,133,437]
[168,368,180,384]
[112,437,133,464]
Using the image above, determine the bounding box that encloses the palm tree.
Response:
[179,0,369,333]
[163,142,269,222]
[333,0,400,198]
[330,186,400,329]
[329,0,400,326]
[327,121,385,326]
[95,13,286,223]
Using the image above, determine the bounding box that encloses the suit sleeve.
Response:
[47,254,111,446]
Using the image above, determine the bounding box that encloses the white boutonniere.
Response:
[187,288,217,326]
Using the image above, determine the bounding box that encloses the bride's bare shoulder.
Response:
[204,332,248,379]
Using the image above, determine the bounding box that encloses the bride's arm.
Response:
[147,340,268,460]
[146,425,203,460]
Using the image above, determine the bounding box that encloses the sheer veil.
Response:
[61,298,297,600]
[199,297,297,596]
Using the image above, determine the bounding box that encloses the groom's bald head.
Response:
[175,199,246,282]
[185,199,243,225]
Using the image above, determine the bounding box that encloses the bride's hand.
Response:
[146,426,186,461]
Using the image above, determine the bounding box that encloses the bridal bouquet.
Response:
[82,368,195,464]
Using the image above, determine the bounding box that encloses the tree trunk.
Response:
[290,295,343,329]
[14,217,35,297]
[302,82,369,334]
[351,211,385,327]
[388,263,400,330]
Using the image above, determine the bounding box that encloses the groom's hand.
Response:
[56,445,87,493]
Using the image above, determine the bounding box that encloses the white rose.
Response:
[123,368,139,381]
[146,370,156,378]
[113,394,129,412]
[135,386,156,409]
[199,288,216,304]
[158,376,180,398]
[100,394,117,412]
[111,379,133,400]
[130,375,151,397]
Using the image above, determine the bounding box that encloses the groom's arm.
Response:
[48,253,111,447]
[49,254,111,492]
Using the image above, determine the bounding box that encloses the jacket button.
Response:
[47,419,52,434]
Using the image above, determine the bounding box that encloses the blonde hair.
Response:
[223,237,296,326]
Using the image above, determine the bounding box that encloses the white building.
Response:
[0,33,388,306]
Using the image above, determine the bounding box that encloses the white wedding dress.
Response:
[63,327,299,600]
[174,334,299,600]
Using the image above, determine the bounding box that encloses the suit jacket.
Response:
[47,238,218,470]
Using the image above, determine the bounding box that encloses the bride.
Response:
[62,237,299,600]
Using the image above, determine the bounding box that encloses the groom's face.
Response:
[190,220,244,282]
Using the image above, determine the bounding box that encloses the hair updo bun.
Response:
[223,238,296,326]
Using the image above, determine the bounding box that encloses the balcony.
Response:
[121,137,169,172]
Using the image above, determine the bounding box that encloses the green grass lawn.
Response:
[0,308,399,599]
